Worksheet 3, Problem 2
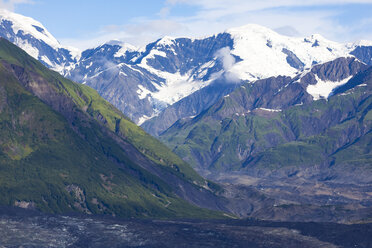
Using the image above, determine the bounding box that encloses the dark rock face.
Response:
[351,46,372,65]
[71,62,164,122]
[144,33,234,75]
[334,66,372,94]
[4,62,79,123]
[309,56,366,82]
[282,48,305,70]
[142,80,241,136]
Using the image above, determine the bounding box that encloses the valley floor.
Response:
[0,206,372,248]
[205,170,372,223]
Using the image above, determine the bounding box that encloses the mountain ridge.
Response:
[0,37,231,218]
[159,56,372,180]
[2,9,371,130]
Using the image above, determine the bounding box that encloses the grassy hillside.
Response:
[0,38,224,218]
[161,68,372,172]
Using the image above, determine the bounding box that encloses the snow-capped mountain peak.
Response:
[0,8,79,71]
[225,23,350,81]
[156,36,176,47]
[0,8,60,49]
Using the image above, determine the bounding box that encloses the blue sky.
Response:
[2,0,372,49]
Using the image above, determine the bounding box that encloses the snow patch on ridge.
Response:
[306,75,352,100]
[137,85,151,100]
[145,49,167,60]
[257,108,282,112]
[138,58,214,106]
[16,39,39,58]
[152,76,211,105]
[137,115,154,126]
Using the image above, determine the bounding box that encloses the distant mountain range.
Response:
[1,9,371,177]
[1,9,372,134]
[160,57,372,180]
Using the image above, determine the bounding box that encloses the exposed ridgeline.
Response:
[2,9,372,135]
[66,25,354,131]
[0,38,230,218]
[160,57,372,183]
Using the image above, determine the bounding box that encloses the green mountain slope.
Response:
[0,38,224,218]
[160,58,372,177]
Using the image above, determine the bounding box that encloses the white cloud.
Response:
[61,19,189,50]
[124,19,188,37]
[214,47,240,83]
[0,0,34,11]
[166,0,372,10]
[62,0,372,49]
[160,0,372,42]
[215,47,235,70]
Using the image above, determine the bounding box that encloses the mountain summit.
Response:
[0,9,79,71]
